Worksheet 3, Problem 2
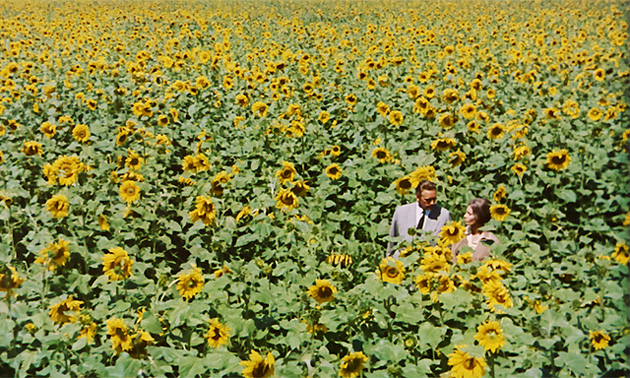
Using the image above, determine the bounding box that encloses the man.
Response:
[387,179,450,257]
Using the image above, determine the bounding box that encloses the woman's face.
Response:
[463,206,477,226]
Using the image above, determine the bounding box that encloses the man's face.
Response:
[416,189,437,211]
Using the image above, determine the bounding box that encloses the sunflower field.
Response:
[0,0,629,377]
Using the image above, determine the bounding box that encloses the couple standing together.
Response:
[387,179,499,262]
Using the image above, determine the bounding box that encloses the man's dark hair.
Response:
[469,198,491,225]
[415,179,437,196]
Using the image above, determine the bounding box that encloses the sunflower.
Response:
[587,107,603,121]
[330,145,341,157]
[407,84,420,99]
[590,330,611,350]
[22,141,43,156]
[371,147,391,163]
[318,110,330,124]
[107,318,133,354]
[487,123,505,140]
[67,124,89,144]
[612,242,629,265]
[206,318,230,348]
[339,351,368,378]
[189,196,217,226]
[98,214,110,231]
[448,345,487,378]
[194,153,210,172]
[102,246,134,281]
[275,188,299,211]
[52,155,84,186]
[275,161,296,185]
[345,93,357,106]
[388,110,404,126]
[393,176,413,195]
[439,221,466,245]
[376,101,390,117]
[593,68,605,81]
[475,320,506,353]
[493,185,507,202]
[415,274,433,294]
[431,137,457,152]
[40,121,56,138]
[119,180,141,203]
[78,322,97,344]
[409,165,436,187]
[46,194,69,219]
[490,204,510,221]
[420,253,450,274]
[459,103,477,119]
[307,279,337,304]
[49,295,83,324]
[177,266,204,300]
[325,163,342,180]
[240,350,275,378]
[251,101,268,117]
[0,266,25,297]
[512,144,530,160]
[442,88,459,104]
[438,113,457,129]
[377,257,405,285]
[291,180,310,197]
[483,280,513,312]
[467,120,480,133]
[125,150,144,171]
[511,163,527,176]
[36,237,71,271]
[546,149,571,171]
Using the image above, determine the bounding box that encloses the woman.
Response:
[451,198,499,263]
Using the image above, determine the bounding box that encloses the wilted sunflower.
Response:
[189,196,217,226]
[35,237,71,271]
[275,161,297,185]
[291,180,310,197]
[439,221,466,245]
[119,180,141,203]
[410,165,436,186]
[376,101,390,117]
[240,350,275,378]
[474,320,506,353]
[275,188,299,211]
[415,274,433,294]
[493,185,507,202]
[0,266,25,297]
[442,88,460,104]
[612,242,629,265]
[339,351,368,378]
[307,279,337,304]
[431,137,457,152]
[449,150,466,168]
[107,318,133,354]
[377,257,405,285]
[46,194,69,219]
[206,318,230,348]
[512,144,530,160]
[438,113,457,129]
[72,124,90,143]
[388,110,404,126]
[49,295,83,324]
[490,204,510,221]
[393,176,413,195]
[448,345,487,378]
[177,266,204,300]
[546,149,571,171]
[371,147,392,163]
[487,123,505,140]
[420,253,450,274]
[102,246,134,281]
[325,163,342,180]
[590,330,611,350]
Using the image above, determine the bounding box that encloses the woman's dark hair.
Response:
[469,198,491,225]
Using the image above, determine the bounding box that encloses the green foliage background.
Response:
[0,0,628,377]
